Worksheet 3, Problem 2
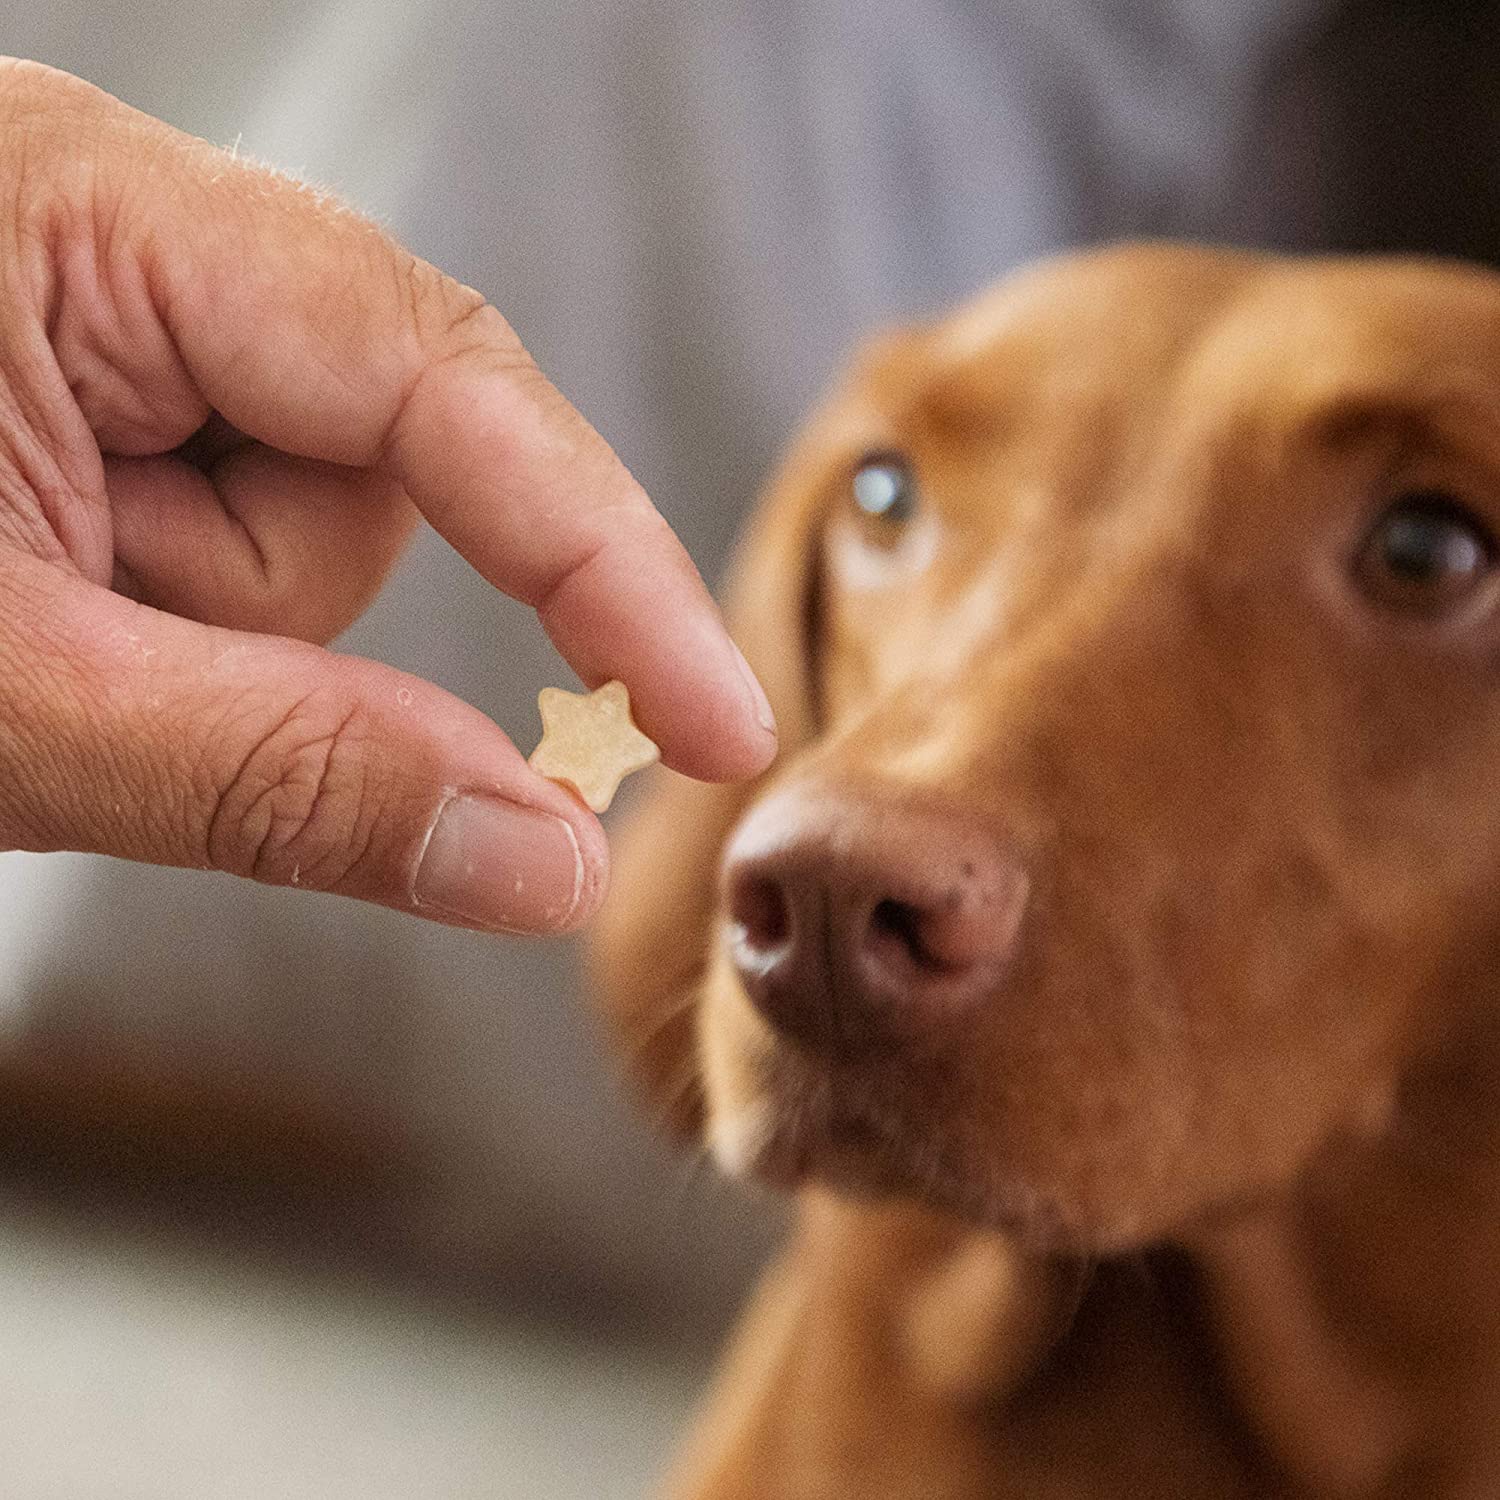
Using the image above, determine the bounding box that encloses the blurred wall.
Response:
[3,0,1500,1326]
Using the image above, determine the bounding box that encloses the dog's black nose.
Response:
[722,788,1027,1055]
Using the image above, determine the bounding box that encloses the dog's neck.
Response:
[729,1020,1500,1500]
[894,1011,1500,1499]
[1149,1012,1500,1498]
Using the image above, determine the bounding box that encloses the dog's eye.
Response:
[1354,493,1496,616]
[851,453,917,527]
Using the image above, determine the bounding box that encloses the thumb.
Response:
[0,560,608,933]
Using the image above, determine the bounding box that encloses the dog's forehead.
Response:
[906,244,1261,423]
[932,243,1256,366]
[893,246,1500,440]
[1182,261,1500,418]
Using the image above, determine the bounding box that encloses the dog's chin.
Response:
[706,1064,1153,1257]
[696,961,1201,1254]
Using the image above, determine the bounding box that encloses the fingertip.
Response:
[730,641,778,738]
[633,651,779,786]
[658,720,778,784]
[723,639,779,773]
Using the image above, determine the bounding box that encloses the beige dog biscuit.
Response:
[529,680,660,813]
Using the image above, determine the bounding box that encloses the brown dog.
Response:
[594,244,1500,1499]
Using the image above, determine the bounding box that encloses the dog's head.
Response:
[594,244,1500,1253]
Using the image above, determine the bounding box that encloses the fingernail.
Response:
[732,642,777,741]
[414,796,584,932]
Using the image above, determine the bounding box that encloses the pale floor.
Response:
[0,1195,711,1500]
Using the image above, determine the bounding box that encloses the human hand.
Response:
[0,60,776,933]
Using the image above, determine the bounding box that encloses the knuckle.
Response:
[400,256,517,360]
[379,282,541,470]
[2,61,141,211]
[0,58,98,129]
[204,699,382,890]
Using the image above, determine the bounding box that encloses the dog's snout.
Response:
[723,789,1028,1054]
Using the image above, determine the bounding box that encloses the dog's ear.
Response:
[588,402,850,1139]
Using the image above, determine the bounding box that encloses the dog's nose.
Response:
[722,789,1028,1054]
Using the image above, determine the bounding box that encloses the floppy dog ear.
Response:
[588,416,840,1140]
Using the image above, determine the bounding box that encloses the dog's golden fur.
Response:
[594,244,1500,1498]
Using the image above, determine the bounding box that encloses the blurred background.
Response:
[1,2,1497,1496]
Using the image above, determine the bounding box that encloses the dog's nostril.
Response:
[730,874,791,951]
[868,898,938,972]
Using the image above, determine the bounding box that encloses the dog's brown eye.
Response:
[851,453,917,527]
[1354,493,1496,616]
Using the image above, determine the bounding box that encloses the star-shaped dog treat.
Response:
[528,680,660,813]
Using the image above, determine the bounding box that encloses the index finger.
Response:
[383,317,779,783]
[63,68,777,782]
